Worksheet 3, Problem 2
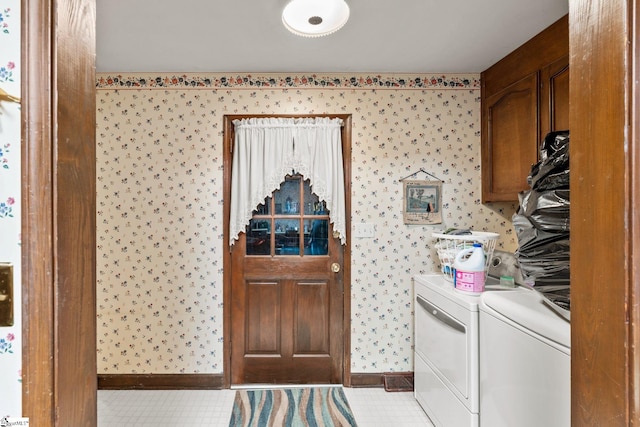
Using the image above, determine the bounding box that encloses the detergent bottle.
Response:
[453,243,486,294]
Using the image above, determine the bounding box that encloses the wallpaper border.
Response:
[96,73,480,90]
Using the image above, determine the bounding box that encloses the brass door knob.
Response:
[331,263,341,273]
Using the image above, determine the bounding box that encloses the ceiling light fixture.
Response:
[282,0,350,38]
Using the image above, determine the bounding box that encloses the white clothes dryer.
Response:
[414,274,482,427]
[479,286,570,427]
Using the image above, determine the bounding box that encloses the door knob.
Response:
[331,263,341,273]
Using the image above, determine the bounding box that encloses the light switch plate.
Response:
[354,223,376,238]
[0,263,13,327]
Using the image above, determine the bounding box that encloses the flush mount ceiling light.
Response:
[282,0,350,38]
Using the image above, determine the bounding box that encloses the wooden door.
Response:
[230,175,344,384]
[223,114,352,387]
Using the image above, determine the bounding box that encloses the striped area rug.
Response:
[228,387,358,427]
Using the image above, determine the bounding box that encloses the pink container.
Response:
[453,243,486,294]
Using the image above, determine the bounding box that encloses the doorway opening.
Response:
[222,114,352,387]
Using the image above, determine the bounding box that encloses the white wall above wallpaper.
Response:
[96,73,518,375]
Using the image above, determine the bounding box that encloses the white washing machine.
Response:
[479,286,570,427]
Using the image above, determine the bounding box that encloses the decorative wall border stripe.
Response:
[96,73,480,90]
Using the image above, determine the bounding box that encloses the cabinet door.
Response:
[540,55,569,137]
[482,72,539,202]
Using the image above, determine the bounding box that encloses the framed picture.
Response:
[402,179,442,225]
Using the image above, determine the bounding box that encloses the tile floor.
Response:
[98,387,434,426]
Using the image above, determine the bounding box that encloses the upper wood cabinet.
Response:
[481,15,569,202]
[484,72,539,200]
[540,55,570,137]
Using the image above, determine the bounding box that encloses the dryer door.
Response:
[415,292,477,407]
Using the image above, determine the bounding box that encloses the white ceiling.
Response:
[96,0,568,74]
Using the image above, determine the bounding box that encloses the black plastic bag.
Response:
[513,130,570,285]
[527,130,570,190]
[518,189,570,232]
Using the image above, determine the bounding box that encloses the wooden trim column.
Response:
[21,0,55,423]
[631,1,640,422]
[21,0,97,425]
[569,0,637,424]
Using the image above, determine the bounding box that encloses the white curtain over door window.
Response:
[230,117,346,246]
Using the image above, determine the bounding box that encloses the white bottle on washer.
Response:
[453,243,486,294]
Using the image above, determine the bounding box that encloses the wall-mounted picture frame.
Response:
[402,179,443,225]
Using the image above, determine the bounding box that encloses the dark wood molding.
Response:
[98,374,225,390]
[349,372,415,390]
[341,115,352,388]
[222,116,234,389]
[21,0,97,425]
[570,0,634,424]
[54,0,97,423]
[349,373,385,388]
[21,0,55,423]
[632,0,640,421]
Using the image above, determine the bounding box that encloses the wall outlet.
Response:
[354,223,376,238]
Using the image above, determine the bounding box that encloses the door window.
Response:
[246,174,329,256]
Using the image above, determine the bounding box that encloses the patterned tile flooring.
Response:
[98,387,434,426]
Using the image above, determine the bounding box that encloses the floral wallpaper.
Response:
[96,73,518,375]
[0,0,22,417]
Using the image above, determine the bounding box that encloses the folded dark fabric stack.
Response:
[513,131,570,308]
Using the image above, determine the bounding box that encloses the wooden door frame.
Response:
[21,0,96,425]
[17,0,640,424]
[222,114,352,388]
[570,0,640,423]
